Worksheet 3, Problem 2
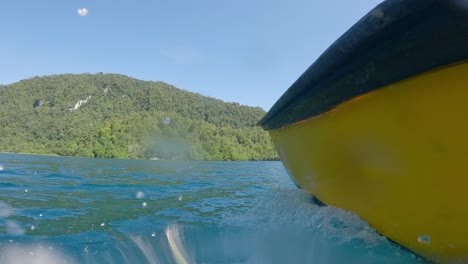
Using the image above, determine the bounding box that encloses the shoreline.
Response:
[0,152,280,162]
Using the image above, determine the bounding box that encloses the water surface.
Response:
[0,153,423,263]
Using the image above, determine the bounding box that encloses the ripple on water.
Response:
[0,154,425,264]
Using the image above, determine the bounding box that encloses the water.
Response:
[0,153,424,264]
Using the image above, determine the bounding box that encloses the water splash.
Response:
[0,155,425,264]
[127,235,161,264]
[166,225,189,264]
[217,189,421,263]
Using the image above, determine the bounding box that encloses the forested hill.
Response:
[0,73,278,160]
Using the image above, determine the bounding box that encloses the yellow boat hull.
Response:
[269,62,468,262]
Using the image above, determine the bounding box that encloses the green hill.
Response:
[0,73,278,160]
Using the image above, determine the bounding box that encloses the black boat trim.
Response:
[260,0,468,130]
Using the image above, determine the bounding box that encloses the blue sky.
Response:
[1,0,382,110]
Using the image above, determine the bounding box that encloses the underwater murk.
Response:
[0,153,424,264]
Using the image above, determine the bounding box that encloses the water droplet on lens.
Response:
[417,234,431,244]
[6,220,25,235]
[136,191,145,199]
[163,117,172,125]
[0,201,13,217]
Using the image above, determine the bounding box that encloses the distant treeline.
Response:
[0,73,278,160]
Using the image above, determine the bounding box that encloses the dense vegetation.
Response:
[0,73,278,160]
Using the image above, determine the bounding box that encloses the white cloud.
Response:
[77,8,88,17]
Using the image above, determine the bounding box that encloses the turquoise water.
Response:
[0,153,424,263]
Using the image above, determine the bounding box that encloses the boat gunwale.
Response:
[260,0,468,130]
